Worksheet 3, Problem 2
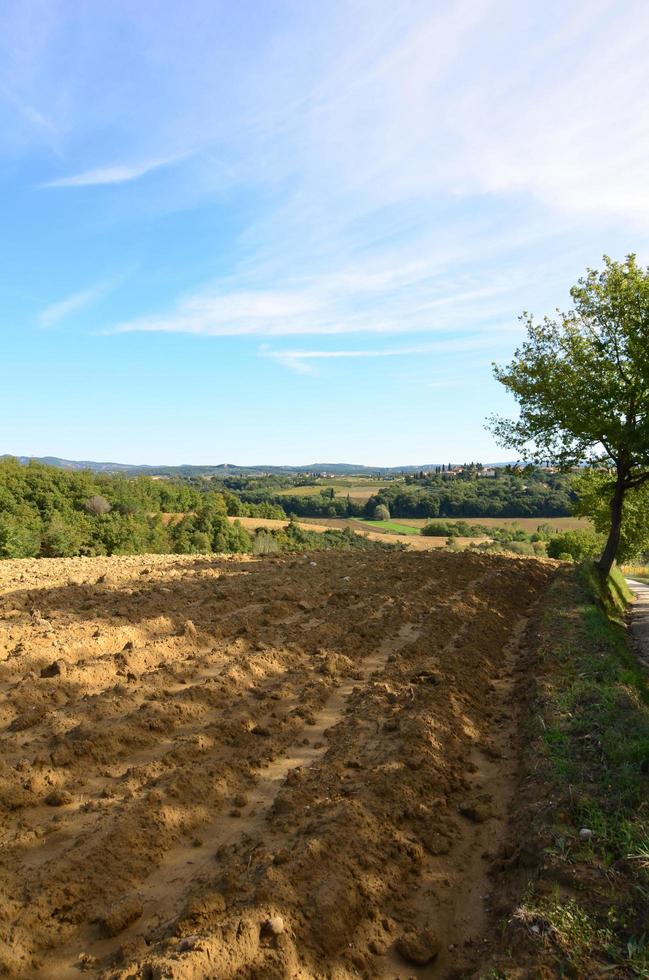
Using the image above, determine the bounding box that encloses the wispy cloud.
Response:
[38,282,109,328]
[41,153,190,188]
[260,336,509,374]
[0,84,56,134]
[107,260,525,340]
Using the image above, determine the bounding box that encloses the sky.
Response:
[2,0,649,467]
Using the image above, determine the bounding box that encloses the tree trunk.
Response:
[596,470,626,575]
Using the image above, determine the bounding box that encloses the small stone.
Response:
[178,934,200,952]
[262,915,285,937]
[40,660,65,678]
[579,827,594,840]
[252,724,271,736]
[122,640,134,651]
[183,620,198,639]
[309,561,317,566]
[396,928,441,966]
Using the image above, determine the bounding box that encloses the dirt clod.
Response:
[396,927,441,965]
[97,897,144,937]
[44,789,73,807]
[460,803,492,823]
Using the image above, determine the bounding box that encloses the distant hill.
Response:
[1,455,515,478]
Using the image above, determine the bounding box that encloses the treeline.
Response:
[0,458,395,559]
[232,469,575,519]
[0,459,271,558]
[0,457,576,559]
[421,519,604,561]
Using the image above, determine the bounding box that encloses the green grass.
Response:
[487,562,649,977]
[357,519,421,535]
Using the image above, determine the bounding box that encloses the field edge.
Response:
[478,564,649,978]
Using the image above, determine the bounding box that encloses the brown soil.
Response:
[0,550,556,978]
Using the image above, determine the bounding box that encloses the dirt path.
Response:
[0,551,557,978]
[626,577,649,670]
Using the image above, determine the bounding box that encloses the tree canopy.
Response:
[490,255,649,573]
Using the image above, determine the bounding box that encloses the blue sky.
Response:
[2,0,649,466]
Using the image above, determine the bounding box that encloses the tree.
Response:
[40,512,87,557]
[373,504,390,521]
[85,494,111,516]
[489,255,649,574]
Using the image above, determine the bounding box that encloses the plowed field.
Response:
[0,551,556,978]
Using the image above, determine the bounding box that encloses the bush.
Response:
[422,520,489,537]
[373,504,390,521]
[40,512,88,557]
[0,513,40,558]
[547,529,604,562]
[422,521,455,536]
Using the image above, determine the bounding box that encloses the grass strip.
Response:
[485,563,649,978]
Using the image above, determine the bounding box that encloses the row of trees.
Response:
[228,469,575,520]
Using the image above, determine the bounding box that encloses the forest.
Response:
[0,458,384,559]
[0,457,578,559]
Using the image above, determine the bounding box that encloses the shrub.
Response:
[40,512,87,557]
[422,521,455,536]
[0,513,40,558]
[547,530,604,562]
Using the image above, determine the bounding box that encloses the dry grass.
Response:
[274,480,388,501]
[397,516,591,532]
